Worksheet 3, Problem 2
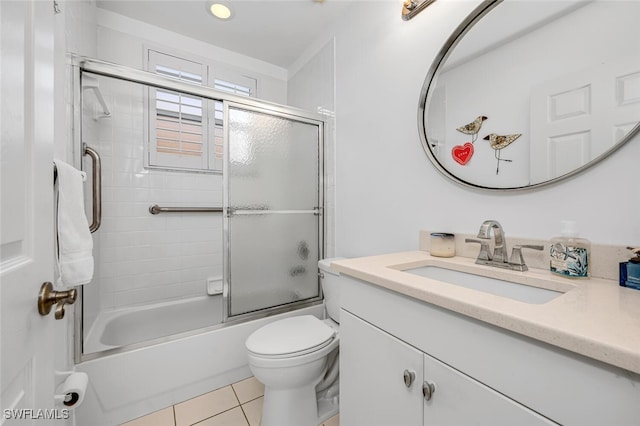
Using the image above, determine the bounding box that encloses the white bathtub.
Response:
[84,296,224,353]
[76,303,324,425]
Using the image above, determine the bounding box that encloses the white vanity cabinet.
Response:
[341,310,555,426]
[339,275,640,425]
[341,309,423,425]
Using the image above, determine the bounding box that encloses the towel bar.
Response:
[149,205,223,215]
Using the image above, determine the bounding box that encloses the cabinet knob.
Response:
[403,369,416,387]
[422,380,436,401]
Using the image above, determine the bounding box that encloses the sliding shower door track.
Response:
[70,54,324,122]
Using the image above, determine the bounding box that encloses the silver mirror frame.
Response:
[418,0,640,192]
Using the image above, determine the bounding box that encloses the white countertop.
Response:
[332,251,640,375]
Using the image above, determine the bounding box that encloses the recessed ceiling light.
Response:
[209,2,233,20]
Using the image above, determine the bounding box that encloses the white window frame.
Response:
[144,47,257,173]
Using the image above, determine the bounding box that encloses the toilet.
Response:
[245,258,343,426]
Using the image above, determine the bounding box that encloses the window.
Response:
[214,79,253,97]
[155,91,204,156]
[146,49,256,172]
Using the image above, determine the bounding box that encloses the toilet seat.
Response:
[246,315,336,359]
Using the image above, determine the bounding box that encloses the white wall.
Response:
[95,8,288,104]
[288,38,337,257]
[332,0,640,258]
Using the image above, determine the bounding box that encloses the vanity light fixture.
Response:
[402,0,437,21]
[208,1,233,20]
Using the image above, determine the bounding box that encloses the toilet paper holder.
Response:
[54,371,88,408]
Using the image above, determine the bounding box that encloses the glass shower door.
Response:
[225,104,323,317]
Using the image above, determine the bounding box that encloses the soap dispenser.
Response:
[549,220,591,278]
[620,247,640,290]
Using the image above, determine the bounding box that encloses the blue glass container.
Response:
[620,247,640,290]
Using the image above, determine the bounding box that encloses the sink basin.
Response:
[404,266,564,304]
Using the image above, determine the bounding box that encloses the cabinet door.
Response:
[341,310,423,426]
[423,353,557,426]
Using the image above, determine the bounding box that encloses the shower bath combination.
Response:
[71,56,327,423]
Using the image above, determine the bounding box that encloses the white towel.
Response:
[53,159,94,288]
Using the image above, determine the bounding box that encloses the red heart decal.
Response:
[452,142,474,165]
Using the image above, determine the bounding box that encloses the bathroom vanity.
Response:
[333,252,640,425]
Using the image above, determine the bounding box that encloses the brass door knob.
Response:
[37,282,77,320]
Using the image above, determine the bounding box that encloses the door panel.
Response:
[226,105,322,317]
[1,0,57,421]
[530,58,640,181]
[228,213,319,316]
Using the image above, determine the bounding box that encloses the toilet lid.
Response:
[246,315,336,357]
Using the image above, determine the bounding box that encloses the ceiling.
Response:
[96,0,354,69]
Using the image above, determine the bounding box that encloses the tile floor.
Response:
[120,376,339,426]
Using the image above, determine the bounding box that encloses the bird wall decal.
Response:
[456,115,488,143]
[482,133,521,174]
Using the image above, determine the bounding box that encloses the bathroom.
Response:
[1,0,639,425]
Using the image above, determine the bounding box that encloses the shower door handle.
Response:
[83,144,102,233]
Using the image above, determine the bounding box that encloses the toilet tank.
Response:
[318,258,345,323]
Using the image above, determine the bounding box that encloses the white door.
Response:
[340,311,423,426]
[1,0,58,423]
[530,58,640,182]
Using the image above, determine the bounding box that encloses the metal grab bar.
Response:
[149,205,223,215]
[83,144,102,233]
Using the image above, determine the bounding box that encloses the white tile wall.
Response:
[78,3,331,339]
[86,75,223,312]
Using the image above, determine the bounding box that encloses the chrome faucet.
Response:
[466,220,543,271]
[477,220,508,263]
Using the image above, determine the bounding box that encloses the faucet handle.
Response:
[465,238,492,262]
[508,244,544,271]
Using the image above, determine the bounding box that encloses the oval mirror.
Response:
[419,0,640,190]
